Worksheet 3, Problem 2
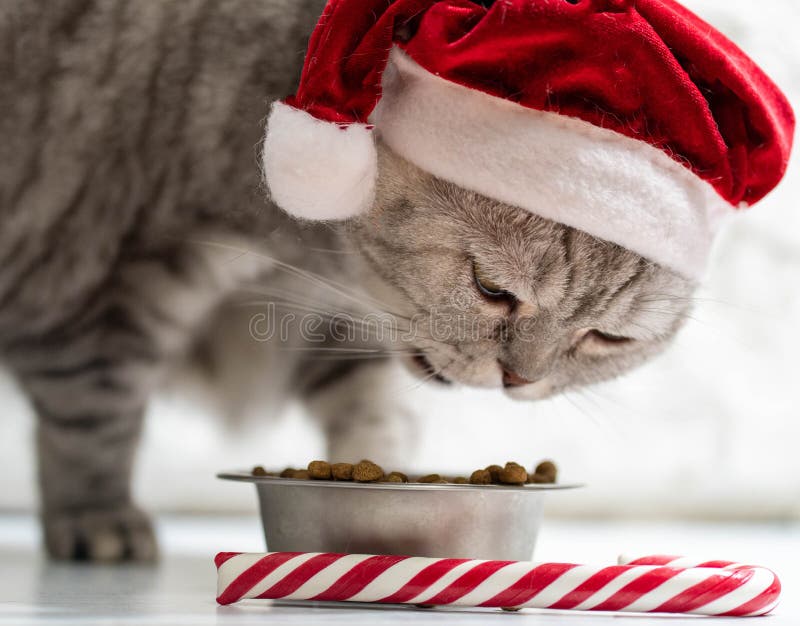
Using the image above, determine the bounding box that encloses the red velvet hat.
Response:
[263,0,794,279]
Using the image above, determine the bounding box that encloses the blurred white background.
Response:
[0,0,798,520]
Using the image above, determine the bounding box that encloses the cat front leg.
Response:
[8,330,160,562]
[4,240,257,561]
[36,409,154,562]
[301,359,421,467]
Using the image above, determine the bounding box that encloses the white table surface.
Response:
[0,514,797,625]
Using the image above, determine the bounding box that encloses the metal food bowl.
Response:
[219,472,580,561]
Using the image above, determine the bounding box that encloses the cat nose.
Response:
[500,363,535,388]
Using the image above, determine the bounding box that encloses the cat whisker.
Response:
[241,299,435,346]
[261,265,424,327]
[192,239,407,317]
[630,307,705,324]
[294,351,430,362]
[306,355,409,362]
[560,390,624,439]
[641,294,790,326]
[205,241,468,346]
[240,295,414,329]
[639,293,749,310]
[240,297,388,325]
[275,346,423,355]
[241,291,461,348]
[577,385,632,415]
[302,245,358,255]
[240,295,457,363]
[394,353,458,395]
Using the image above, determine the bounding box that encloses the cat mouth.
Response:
[411,354,451,385]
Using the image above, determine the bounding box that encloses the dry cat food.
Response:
[353,460,384,482]
[252,459,557,486]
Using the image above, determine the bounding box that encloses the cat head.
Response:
[263,0,792,400]
[346,145,696,400]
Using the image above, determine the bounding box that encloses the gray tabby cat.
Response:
[0,0,694,561]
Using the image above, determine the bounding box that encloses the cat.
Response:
[0,0,694,561]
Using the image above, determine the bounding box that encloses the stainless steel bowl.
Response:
[219,472,579,561]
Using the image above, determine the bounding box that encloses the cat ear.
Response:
[263,103,377,221]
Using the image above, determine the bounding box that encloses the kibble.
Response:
[331,463,354,481]
[308,460,332,480]
[534,460,558,483]
[418,474,447,484]
[469,469,492,485]
[485,464,503,483]
[257,459,557,487]
[353,460,384,482]
[498,462,528,485]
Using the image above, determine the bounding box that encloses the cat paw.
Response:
[43,504,158,562]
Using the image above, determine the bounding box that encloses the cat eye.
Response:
[472,260,514,301]
[579,329,635,347]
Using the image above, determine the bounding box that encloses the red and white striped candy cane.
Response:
[215,551,780,616]
[618,555,782,616]
[620,554,755,570]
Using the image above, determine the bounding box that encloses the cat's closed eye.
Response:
[574,329,635,354]
[472,259,515,302]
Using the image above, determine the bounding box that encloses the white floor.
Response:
[0,514,797,625]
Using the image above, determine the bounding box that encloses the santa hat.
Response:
[263,0,794,280]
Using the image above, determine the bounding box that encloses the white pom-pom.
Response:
[262,102,377,221]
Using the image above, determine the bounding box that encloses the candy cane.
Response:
[617,554,782,616]
[620,554,751,570]
[215,552,780,616]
